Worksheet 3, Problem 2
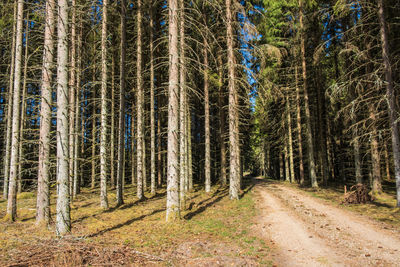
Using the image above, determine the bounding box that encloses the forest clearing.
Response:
[1,0,400,266]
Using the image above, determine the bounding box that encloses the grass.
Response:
[285,179,400,227]
[0,179,272,266]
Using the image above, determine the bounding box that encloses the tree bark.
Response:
[378,0,400,206]
[299,0,317,187]
[179,0,187,209]
[18,15,29,194]
[55,0,71,235]
[6,0,24,221]
[295,64,305,185]
[99,0,109,209]
[166,0,180,221]
[369,104,382,194]
[116,0,126,206]
[226,0,240,200]
[37,0,55,225]
[150,6,156,196]
[136,0,144,200]
[204,37,211,193]
[218,53,227,186]
[3,0,17,200]
[286,95,295,183]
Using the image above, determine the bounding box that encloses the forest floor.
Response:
[1,178,400,266]
[0,178,273,266]
[254,178,400,266]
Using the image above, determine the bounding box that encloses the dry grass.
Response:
[0,179,272,266]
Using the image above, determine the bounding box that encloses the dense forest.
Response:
[0,0,400,264]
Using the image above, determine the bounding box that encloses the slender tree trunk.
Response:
[149,7,156,196]
[6,0,24,221]
[3,0,17,200]
[55,0,71,235]
[299,0,317,187]
[37,0,55,225]
[110,50,115,189]
[383,140,391,181]
[157,99,162,187]
[378,0,400,206]
[18,16,29,194]
[352,121,362,184]
[295,64,305,185]
[226,0,240,200]
[218,54,227,186]
[91,36,97,190]
[116,0,126,206]
[204,38,211,193]
[99,0,109,209]
[73,19,82,197]
[166,0,180,221]
[187,102,193,191]
[369,104,382,194]
[136,0,144,200]
[286,95,295,183]
[179,0,187,209]
[68,0,77,198]
[283,117,290,181]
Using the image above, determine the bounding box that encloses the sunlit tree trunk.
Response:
[37,0,55,225]
[226,0,240,199]
[6,0,24,221]
[187,102,193,191]
[286,95,295,183]
[91,34,97,190]
[55,0,71,235]
[73,19,82,197]
[179,0,187,209]
[99,0,109,209]
[150,6,156,195]
[352,120,362,184]
[218,53,227,186]
[3,0,17,200]
[18,16,29,193]
[69,0,76,198]
[295,64,305,185]
[378,0,400,206]
[166,0,180,221]
[136,0,144,200]
[299,0,317,187]
[110,50,115,189]
[116,0,126,206]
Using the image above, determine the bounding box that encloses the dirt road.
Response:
[254,179,400,267]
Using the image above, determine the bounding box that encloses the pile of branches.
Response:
[3,238,166,267]
[342,184,373,204]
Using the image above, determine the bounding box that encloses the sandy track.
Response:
[254,179,400,267]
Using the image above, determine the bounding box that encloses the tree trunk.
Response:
[299,0,317,188]
[295,64,305,185]
[99,0,109,209]
[286,95,295,183]
[110,49,115,189]
[18,15,29,194]
[3,0,17,200]
[73,19,82,197]
[6,0,24,221]
[179,0,187,209]
[378,0,400,206]
[116,0,126,206]
[204,37,211,193]
[136,0,144,200]
[37,0,55,225]
[352,121,362,184]
[91,34,97,190]
[369,104,382,194]
[383,140,391,181]
[166,0,180,221]
[226,0,240,200]
[55,0,71,235]
[150,6,156,196]
[218,53,227,186]
[187,101,193,191]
